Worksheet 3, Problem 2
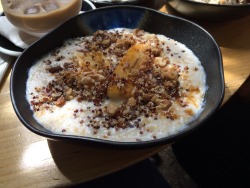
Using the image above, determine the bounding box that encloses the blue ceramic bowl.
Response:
[90,0,145,5]
[10,6,224,148]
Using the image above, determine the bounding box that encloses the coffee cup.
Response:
[1,0,82,37]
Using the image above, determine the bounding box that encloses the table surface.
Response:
[1,1,250,187]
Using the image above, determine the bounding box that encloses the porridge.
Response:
[26,28,207,142]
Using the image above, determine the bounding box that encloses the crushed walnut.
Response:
[30,29,182,133]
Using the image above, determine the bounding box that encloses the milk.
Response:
[1,0,82,37]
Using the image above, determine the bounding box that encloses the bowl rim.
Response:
[89,0,144,5]
[10,5,225,148]
[170,0,250,7]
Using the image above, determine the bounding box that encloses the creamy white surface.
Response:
[26,28,207,142]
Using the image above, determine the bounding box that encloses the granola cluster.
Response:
[30,29,182,136]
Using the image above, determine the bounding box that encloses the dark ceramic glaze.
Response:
[167,0,250,22]
[90,0,144,5]
[0,34,23,53]
[10,6,225,148]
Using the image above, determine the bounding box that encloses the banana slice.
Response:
[108,43,151,99]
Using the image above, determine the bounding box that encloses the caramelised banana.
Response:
[107,43,152,99]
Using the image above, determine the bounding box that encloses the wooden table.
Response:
[1,1,250,187]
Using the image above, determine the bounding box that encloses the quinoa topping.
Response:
[30,29,181,130]
[27,28,207,141]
